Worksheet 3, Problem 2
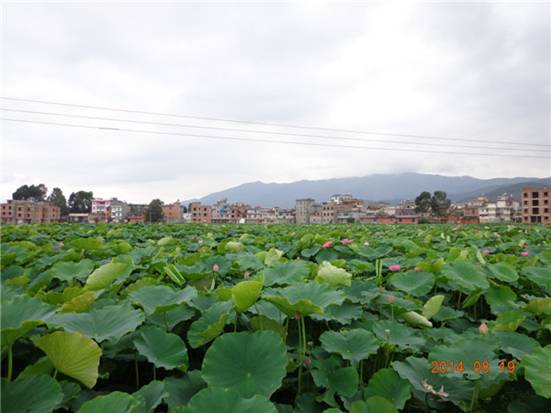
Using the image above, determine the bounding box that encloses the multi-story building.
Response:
[522,187,550,224]
[191,202,212,223]
[335,197,364,223]
[295,198,315,224]
[1,200,60,224]
[110,198,130,223]
[91,198,111,215]
[162,201,183,223]
[211,199,231,224]
[230,203,248,224]
[321,202,336,224]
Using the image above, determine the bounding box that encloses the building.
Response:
[110,198,130,223]
[162,201,183,223]
[1,200,60,224]
[335,197,364,223]
[522,187,550,224]
[67,213,90,223]
[91,198,111,216]
[127,215,145,224]
[395,209,418,224]
[190,202,212,223]
[295,198,315,224]
[321,202,336,224]
[230,203,248,224]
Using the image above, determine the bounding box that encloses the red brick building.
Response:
[1,200,60,224]
[162,201,183,223]
[191,202,212,223]
[522,187,550,224]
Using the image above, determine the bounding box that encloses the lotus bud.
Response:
[521,251,529,257]
[378,286,385,293]
[481,249,490,255]
[340,239,353,245]
[212,263,220,272]
[414,266,421,272]
[387,293,396,304]
[322,241,333,249]
[479,322,488,334]
[388,264,401,272]
[243,271,250,279]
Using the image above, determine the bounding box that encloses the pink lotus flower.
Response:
[388,264,401,272]
[341,239,353,245]
[481,249,490,255]
[243,271,250,280]
[322,241,333,249]
[387,293,396,304]
[212,264,220,272]
[521,251,529,257]
[479,322,488,334]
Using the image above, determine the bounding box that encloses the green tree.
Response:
[431,191,451,216]
[12,184,48,201]
[415,191,432,214]
[68,191,94,213]
[145,199,164,223]
[47,187,69,216]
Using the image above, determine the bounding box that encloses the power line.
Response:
[2,117,549,160]
[1,96,548,148]
[0,107,543,153]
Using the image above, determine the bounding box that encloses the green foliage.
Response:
[1,223,549,412]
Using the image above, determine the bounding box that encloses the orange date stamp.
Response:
[431,360,516,375]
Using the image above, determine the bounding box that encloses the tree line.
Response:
[10,184,168,223]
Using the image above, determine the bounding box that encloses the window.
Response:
[523,192,529,198]
[532,192,539,198]
[532,208,539,214]
[533,200,539,206]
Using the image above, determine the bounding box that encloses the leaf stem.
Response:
[134,356,139,389]
[53,369,58,379]
[7,346,13,381]
[152,366,156,381]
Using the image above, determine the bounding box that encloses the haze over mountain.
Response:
[184,173,551,208]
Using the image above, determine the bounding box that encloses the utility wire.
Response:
[2,117,549,160]
[0,107,542,153]
[1,96,548,148]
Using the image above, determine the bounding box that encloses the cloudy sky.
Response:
[1,1,550,203]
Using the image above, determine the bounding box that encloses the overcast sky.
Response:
[1,1,550,203]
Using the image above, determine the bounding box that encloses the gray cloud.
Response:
[1,2,549,203]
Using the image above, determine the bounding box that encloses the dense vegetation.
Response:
[1,223,550,413]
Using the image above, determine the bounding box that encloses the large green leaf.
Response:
[162,372,206,410]
[492,310,526,332]
[263,260,310,286]
[187,301,233,348]
[84,257,134,290]
[33,331,101,388]
[77,391,142,413]
[487,262,518,283]
[132,380,166,413]
[525,297,551,315]
[1,375,63,413]
[128,285,197,315]
[422,295,445,319]
[50,304,144,342]
[319,329,379,363]
[185,387,277,413]
[232,280,263,312]
[133,326,188,370]
[50,259,95,282]
[441,261,489,293]
[364,368,411,409]
[1,294,56,347]
[264,282,345,316]
[315,261,352,287]
[522,345,551,398]
[522,267,551,291]
[389,271,434,297]
[201,331,287,398]
[350,397,398,413]
[495,332,540,359]
[371,320,425,351]
[485,285,518,314]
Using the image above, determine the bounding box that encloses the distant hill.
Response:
[452,180,551,202]
[183,173,550,208]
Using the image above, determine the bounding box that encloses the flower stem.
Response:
[152,366,156,381]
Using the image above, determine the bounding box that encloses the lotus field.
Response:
[2,223,551,413]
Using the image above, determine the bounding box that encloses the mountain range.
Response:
[184,173,551,208]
